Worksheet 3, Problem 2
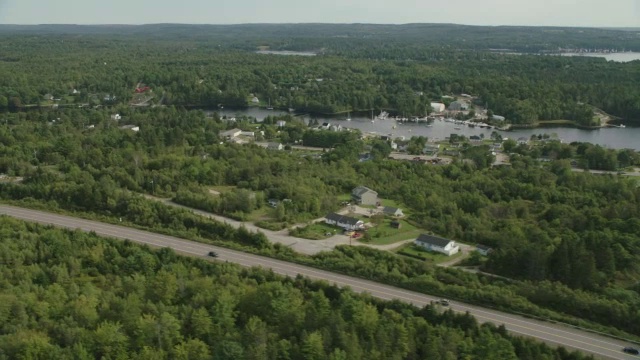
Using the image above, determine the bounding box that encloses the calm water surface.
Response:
[213,108,640,150]
[559,52,640,62]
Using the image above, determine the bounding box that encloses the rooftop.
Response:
[416,234,453,247]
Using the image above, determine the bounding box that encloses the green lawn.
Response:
[289,222,340,240]
[379,199,404,209]
[361,218,422,245]
[246,207,272,222]
[396,243,463,264]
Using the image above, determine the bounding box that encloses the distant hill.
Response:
[0,23,639,52]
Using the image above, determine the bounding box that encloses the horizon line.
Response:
[0,22,637,30]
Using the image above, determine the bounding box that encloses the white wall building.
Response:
[430,102,446,113]
[415,234,460,256]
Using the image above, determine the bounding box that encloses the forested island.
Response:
[1,24,640,358]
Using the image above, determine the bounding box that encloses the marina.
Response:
[212,107,640,150]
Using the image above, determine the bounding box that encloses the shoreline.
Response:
[508,121,603,131]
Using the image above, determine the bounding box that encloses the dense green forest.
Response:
[0,25,640,124]
[1,107,640,337]
[1,218,596,360]
[2,23,639,52]
[1,25,640,343]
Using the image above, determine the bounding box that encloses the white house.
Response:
[351,186,378,206]
[240,131,255,137]
[251,96,260,104]
[430,102,446,113]
[325,213,364,231]
[267,142,284,151]
[110,114,122,121]
[119,125,139,132]
[382,206,404,217]
[256,142,284,150]
[277,120,287,128]
[415,234,460,256]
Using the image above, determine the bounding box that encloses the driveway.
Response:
[437,243,474,267]
[143,195,465,257]
[143,195,359,255]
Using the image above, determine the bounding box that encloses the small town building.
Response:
[229,137,248,145]
[390,220,401,229]
[383,206,404,217]
[119,125,139,132]
[110,114,121,121]
[476,244,493,256]
[251,96,260,103]
[448,101,469,111]
[318,122,331,130]
[220,128,242,139]
[415,234,460,256]
[324,213,365,231]
[351,186,378,206]
[422,144,440,154]
[430,102,446,113]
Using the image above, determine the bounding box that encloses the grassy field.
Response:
[361,218,422,245]
[379,199,403,208]
[244,207,275,224]
[290,222,339,240]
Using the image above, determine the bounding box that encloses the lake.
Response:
[559,52,640,62]
[212,108,640,150]
[255,50,317,56]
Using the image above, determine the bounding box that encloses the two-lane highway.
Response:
[0,204,636,359]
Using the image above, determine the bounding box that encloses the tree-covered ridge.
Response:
[1,107,640,336]
[0,30,640,124]
[1,23,639,52]
[0,218,591,360]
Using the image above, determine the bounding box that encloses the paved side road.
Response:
[0,204,637,360]
[145,196,411,255]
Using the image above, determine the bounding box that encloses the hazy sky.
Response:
[0,0,638,27]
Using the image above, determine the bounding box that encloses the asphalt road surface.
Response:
[0,204,637,360]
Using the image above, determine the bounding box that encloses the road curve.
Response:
[0,205,636,360]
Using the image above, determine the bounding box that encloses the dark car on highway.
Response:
[623,347,639,355]
[207,251,218,258]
